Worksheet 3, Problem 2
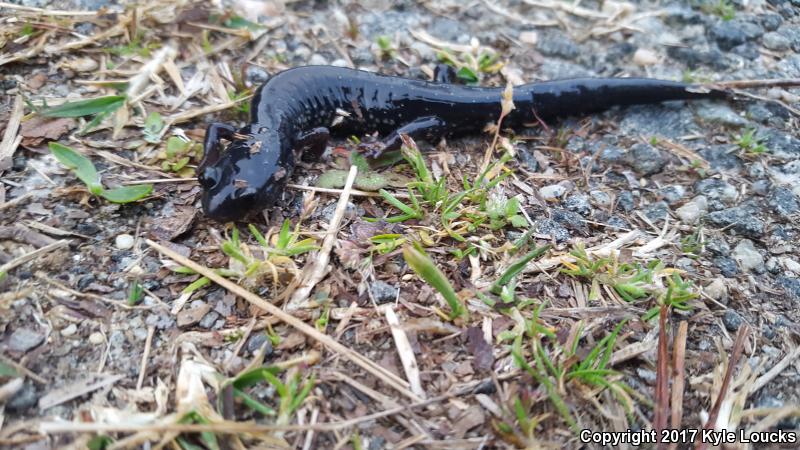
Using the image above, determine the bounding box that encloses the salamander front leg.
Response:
[199,123,237,172]
[365,116,448,158]
[296,127,330,162]
[433,63,457,84]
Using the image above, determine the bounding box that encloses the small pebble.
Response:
[675,196,707,224]
[723,310,745,332]
[115,234,135,250]
[632,48,659,66]
[61,323,78,337]
[732,239,764,272]
[539,184,567,200]
[704,278,728,303]
[519,31,538,45]
[88,332,105,344]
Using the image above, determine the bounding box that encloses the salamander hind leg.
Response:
[365,116,448,158]
[295,127,330,162]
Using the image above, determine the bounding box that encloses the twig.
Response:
[0,192,32,211]
[654,306,670,445]
[41,392,452,434]
[0,95,23,172]
[35,272,161,310]
[0,354,47,384]
[0,240,69,275]
[286,165,358,310]
[136,326,155,390]
[668,321,688,450]
[145,238,419,402]
[286,183,408,198]
[708,78,800,90]
[0,1,98,15]
[750,345,800,394]
[694,326,749,450]
[385,306,426,399]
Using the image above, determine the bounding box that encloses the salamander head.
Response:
[198,132,292,222]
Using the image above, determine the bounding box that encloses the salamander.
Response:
[197,65,727,222]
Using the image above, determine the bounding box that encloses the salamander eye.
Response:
[199,167,221,189]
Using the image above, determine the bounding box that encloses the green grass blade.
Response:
[490,245,552,295]
[40,95,126,118]
[48,142,103,195]
[100,185,153,203]
[402,245,466,319]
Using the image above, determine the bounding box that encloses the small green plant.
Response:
[227,366,315,426]
[376,35,396,60]
[49,142,153,203]
[485,194,528,230]
[700,0,736,21]
[127,279,144,306]
[437,48,502,83]
[734,128,769,155]
[107,33,159,57]
[370,234,407,254]
[561,244,699,320]
[680,226,703,257]
[40,95,127,134]
[403,243,467,320]
[156,136,201,177]
[142,111,164,144]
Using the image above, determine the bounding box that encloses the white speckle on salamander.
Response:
[249,140,262,154]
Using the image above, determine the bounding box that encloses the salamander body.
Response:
[198,65,725,221]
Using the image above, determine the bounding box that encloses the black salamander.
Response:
[198,65,726,222]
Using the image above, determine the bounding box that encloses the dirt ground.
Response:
[1,0,800,449]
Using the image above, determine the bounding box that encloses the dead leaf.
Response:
[151,206,198,241]
[177,303,212,327]
[466,326,494,372]
[20,117,76,146]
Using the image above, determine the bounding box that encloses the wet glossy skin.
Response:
[198,65,725,222]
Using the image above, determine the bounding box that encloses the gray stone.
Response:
[245,65,270,86]
[778,276,800,299]
[246,333,273,355]
[597,145,626,164]
[699,145,743,173]
[723,310,745,332]
[562,194,592,217]
[695,102,748,126]
[627,143,665,176]
[551,208,586,233]
[675,196,707,224]
[7,327,45,352]
[539,184,567,200]
[199,311,221,329]
[642,201,669,222]
[605,216,630,230]
[589,190,611,207]
[308,54,329,66]
[617,191,635,212]
[760,128,800,159]
[706,206,765,238]
[693,179,737,204]
[704,278,728,303]
[369,280,399,304]
[667,46,730,70]
[6,382,37,413]
[751,180,771,196]
[706,238,730,256]
[709,19,763,51]
[714,256,739,278]
[763,31,791,51]
[535,219,570,242]
[115,234,134,250]
[537,30,580,59]
[732,239,764,272]
[760,13,784,31]
[660,185,686,205]
[768,187,799,218]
